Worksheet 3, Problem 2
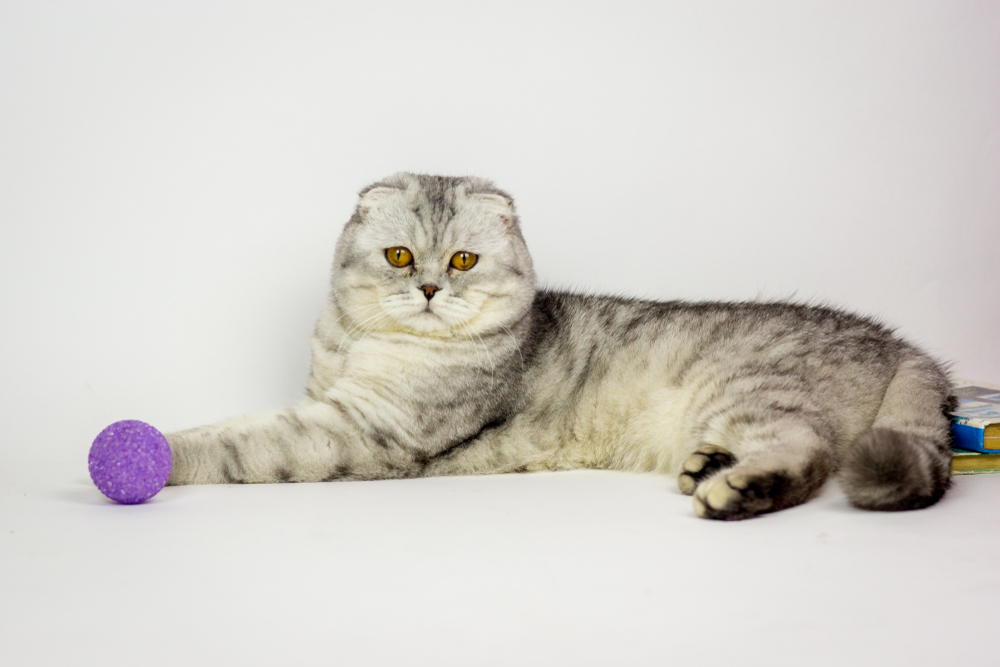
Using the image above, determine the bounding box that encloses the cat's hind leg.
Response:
[839,356,952,511]
[689,417,835,521]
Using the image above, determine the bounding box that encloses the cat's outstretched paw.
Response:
[691,467,789,520]
[677,445,737,495]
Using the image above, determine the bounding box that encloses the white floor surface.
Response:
[2,458,998,666]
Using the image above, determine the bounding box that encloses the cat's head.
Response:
[332,173,535,337]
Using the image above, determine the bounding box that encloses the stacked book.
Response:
[950,380,1000,475]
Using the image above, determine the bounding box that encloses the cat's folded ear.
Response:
[356,186,401,220]
[472,193,516,227]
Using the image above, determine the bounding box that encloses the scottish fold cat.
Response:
[166,173,953,520]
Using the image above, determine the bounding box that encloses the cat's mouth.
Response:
[405,303,476,335]
[399,310,457,336]
[380,291,480,335]
[394,301,448,326]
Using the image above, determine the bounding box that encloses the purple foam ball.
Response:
[89,420,173,504]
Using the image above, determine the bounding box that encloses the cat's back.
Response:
[517,290,922,473]
[528,290,909,373]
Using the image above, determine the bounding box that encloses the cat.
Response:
[165,172,954,520]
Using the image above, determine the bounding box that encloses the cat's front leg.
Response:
[166,399,416,485]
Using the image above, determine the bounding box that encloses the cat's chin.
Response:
[395,311,468,337]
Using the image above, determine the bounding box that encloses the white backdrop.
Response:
[2,1,998,452]
[3,3,1000,665]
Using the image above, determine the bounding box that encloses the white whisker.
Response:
[337,306,394,355]
[500,324,525,371]
[462,322,496,391]
[323,301,385,346]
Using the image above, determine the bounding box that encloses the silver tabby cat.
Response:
[166,173,954,520]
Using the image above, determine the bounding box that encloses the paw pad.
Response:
[677,445,737,495]
[692,468,791,521]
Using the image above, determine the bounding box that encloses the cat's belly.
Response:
[523,375,698,476]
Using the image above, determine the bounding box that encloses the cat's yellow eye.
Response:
[385,247,413,267]
[450,251,478,271]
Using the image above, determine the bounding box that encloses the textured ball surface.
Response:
[89,420,173,504]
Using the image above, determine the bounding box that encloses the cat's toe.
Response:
[692,468,787,520]
[677,445,737,495]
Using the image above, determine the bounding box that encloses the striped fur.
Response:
[166,173,954,520]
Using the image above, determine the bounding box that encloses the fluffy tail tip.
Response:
[840,428,950,511]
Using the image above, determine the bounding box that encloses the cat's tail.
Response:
[839,355,954,511]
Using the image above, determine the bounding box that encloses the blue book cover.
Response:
[951,384,1000,453]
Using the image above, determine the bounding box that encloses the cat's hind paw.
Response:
[677,445,737,495]
[691,467,789,520]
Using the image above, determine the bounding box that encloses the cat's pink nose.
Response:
[420,284,439,300]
